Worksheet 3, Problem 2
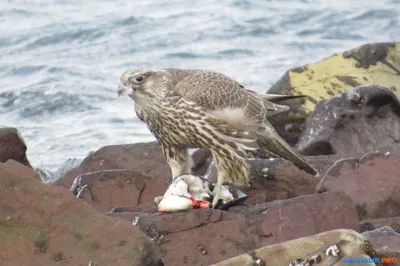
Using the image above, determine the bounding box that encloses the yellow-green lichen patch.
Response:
[271,43,400,113]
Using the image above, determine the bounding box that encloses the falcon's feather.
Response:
[118,67,319,208]
[169,69,270,124]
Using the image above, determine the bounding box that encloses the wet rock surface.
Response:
[296,85,400,156]
[0,127,32,169]
[0,160,163,266]
[109,191,359,266]
[317,152,400,220]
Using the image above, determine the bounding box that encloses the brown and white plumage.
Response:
[118,68,318,207]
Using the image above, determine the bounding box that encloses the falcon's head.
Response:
[118,67,167,101]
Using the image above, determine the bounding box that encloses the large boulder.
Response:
[0,160,163,266]
[69,169,169,212]
[64,156,336,213]
[55,142,170,188]
[212,229,379,266]
[55,142,210,190]
[317,152,400,221]
[108,191,359,266]
[58,143,336,209]
[269,42,400,114]
[0,127,32,168]
[267,42,400,143]
[296,85,400,156]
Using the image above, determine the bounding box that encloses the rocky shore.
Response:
[1,42,400,266]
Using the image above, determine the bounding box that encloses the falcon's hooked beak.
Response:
[117,84,129,97]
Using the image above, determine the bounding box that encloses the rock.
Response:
[69,169,169,212]
[211,229,379,266]
[0,160,163,266]
[110,203,158,214]
[55,142,169,188]
[269,42,400,114]
[206,155,338,204]
[317,152,400,221]
[296,85,400,156]
[363,226,400,263]
[267,43,400,144]
[109,191,359,266]
[55,142,210,190]
[57,142,338,210]
[191,148,212,176]
[361,217,400,233]
[0,127,32,169]
[267,97,309,146]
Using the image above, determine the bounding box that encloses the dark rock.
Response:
[109,191,359,266]
[342,42,397,69]
[191,148,212,176]
[362,226,400,263]
[296,85,400,156]
[317,152,400,220]
[0,160,163,266]
[267,97,309,146]
[69,169,169,212]
[0,127,32,169]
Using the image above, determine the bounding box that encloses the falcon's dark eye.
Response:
[135,75,144,82]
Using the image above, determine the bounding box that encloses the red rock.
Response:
[317,152,400,220]
[55,142,211,190]
[206,155,338,204]
[69,170,169,212]
[55,142,170,188]
[64,144,339,213]
[109,191,359,266]
[0,127,32,169]
[0,160,163,266]
[70,154,337,214]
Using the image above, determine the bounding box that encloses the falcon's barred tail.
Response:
[256,122,319,177]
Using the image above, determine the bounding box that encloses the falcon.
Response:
[117,68,318,207]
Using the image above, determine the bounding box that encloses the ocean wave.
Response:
[0,0,398,172]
